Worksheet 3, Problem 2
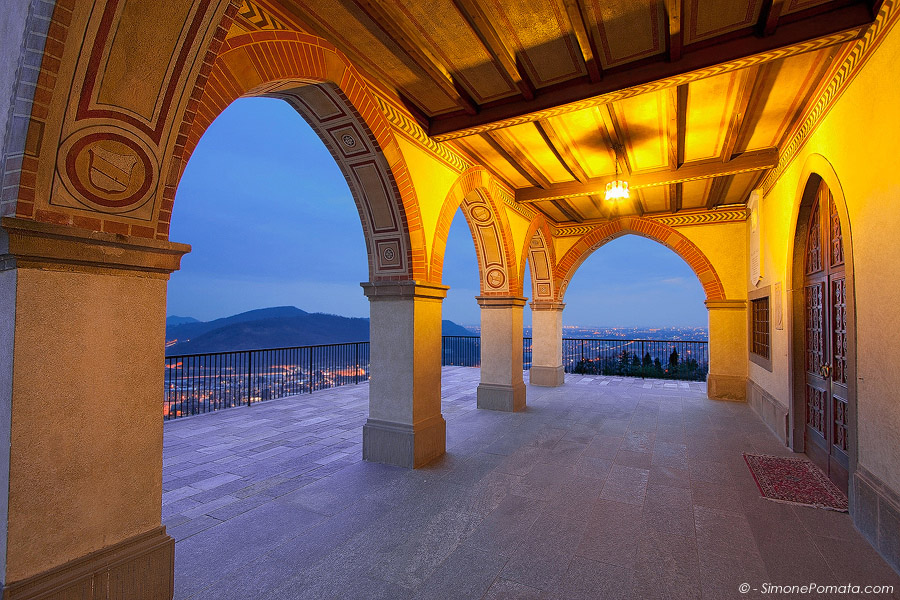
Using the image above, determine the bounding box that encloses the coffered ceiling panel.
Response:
[739,47,837,151]
[683,72,739,163]
[638,185,668,213]
[681,178,712,210]
[547,109,616,179]
[683,0,764,45]
[479,0,587,87]
[616,93,668,173]
[455,136,532,187]
[491,124,575,184]
[287,0,460,114]
[723,171,762,205]
[584,0,665,69]
[392,0,520,104]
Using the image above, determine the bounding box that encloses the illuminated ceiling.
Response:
[256,0,877,223]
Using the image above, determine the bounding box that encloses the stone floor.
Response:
[163,367,900,600]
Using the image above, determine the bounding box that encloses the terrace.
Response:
[163,367,900,599]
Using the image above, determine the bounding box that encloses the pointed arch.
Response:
[167,29,427,281]
[555,216,726,302]
[430,167,520,296]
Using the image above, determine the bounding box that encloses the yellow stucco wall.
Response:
[677,221,748,301]
[754,23,900,492]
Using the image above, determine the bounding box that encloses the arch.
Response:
[554,216,726,302]
[430,167,520,296]
[519,214,558,302]
[785,153,857,475]
[165,29,427,282]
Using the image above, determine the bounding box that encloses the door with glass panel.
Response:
[804,180,849,492]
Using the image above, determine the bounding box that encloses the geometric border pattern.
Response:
[762,0,899,194]
[554,208,748,237]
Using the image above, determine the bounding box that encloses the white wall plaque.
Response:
[748,189,762,286]
[773,281,784,330]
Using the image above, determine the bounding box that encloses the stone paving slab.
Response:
[164,367,900,599]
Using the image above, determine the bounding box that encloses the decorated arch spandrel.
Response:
[554,216,727,303]
[430,167,521,296]
[5,1,428,282]
[519,215,558,303]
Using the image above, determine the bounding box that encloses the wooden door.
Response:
[804,181,849,492]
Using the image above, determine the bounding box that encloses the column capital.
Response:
[0,217,190,278]
[476,296,527,308]
[530,301,566,311]
[361,280,449,300]
[705,299,747,310]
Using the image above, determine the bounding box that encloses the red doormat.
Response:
[743,453,848,512]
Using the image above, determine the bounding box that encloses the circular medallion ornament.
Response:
[382,246,395,261]
[60,129,157,210]
[470,205,492,224]
[486,268,506,288]
[341,134,357,148]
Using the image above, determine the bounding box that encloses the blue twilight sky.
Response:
[168,97,707,328]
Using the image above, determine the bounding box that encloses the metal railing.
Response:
[561,338,708,381]
[164,342,369,420]
[164,336,707,420]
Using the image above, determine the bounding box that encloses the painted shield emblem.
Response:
[88,145,138,193]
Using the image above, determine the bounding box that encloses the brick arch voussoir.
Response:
[554,217,726,303]
[430,167,519,295]
[168,29,426,281]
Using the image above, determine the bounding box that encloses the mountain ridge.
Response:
[166,306,473,355]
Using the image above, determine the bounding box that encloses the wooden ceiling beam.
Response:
[355,0,478,115]
[758,0,787,37]
[484,132,553,189]
[516,148,777,203]
[452,0,536,100]
[535,119,590,183]
[666,0,683,62]
[429,4,870,140]
[669,182,683,212]
[552,199,585,222]
[560,0,602,82]
[705,175,732,209]
[721,66,760,162]
[667,84,688,169]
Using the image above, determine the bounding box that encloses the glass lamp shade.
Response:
[605,180,630,202]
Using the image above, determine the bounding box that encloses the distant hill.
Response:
[166,315,200,327]
[165,306,475,355]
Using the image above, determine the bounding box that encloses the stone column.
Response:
[476,296,527,411]
[529,301,565,387]
[361,281,448,468]
[706,299,749,401]
[0,217,189,598]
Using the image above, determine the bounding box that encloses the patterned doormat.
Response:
[743,453,848,512]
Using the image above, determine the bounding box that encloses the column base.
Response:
[707,374,747,401]
[529,365,565,387]
[2,526,173,600]
[363,415,446,468]
[477,382,526,412]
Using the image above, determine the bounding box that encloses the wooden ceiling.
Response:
[271,0,878,223]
